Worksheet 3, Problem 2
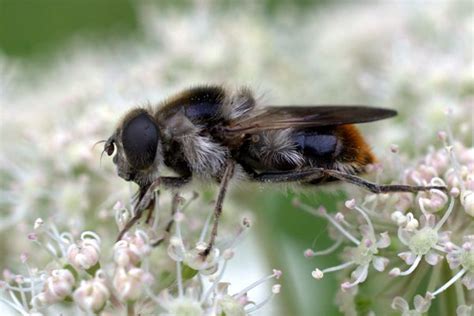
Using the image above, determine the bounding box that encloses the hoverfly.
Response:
[102,85,445,255]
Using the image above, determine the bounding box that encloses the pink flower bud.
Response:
[312,269,323,279]
[272,269,282,279]
[345,199,356,210]
[113,267,149,301]
[73,272,110,313]
[450,187,460,197]
[27,233,38,241]
[67,233,101,270]
[113,231,151,267]
[335,212,345,222]
[34,269,75,306]
[20,252,28,263]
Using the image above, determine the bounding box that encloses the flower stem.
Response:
[127,301,134,316]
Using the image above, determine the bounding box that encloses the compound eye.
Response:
[122,112,159,170]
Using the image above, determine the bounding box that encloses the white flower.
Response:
[389,199,454,277]
[298,200,390,290]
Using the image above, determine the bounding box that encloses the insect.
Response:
[102,85,446,255]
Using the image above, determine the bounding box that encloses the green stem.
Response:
[427,263,441,293]
[454,275,466,307]
[127,301,134,316]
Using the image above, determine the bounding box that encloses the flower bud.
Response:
[461,190,474,217]
[312,269,323,279]
[67,232,101,270]
[34,269,75,306]
[405,213,419,231]
[304,249,315,258]
[391,211,407,226]
[345,199,356,209]
[73,272,110,312]
[34,218,44,230]
[272,284,281,294]
[113,231,151,267]
[113,267,151,301]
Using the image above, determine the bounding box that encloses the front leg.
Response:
[116,176,191,241]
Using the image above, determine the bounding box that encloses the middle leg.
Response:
[200,160,235,257]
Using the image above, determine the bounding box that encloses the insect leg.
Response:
[116,176,192,242]
[145,189,160,224]
[117,180,159,241]
[318,169,447,193]
[201,161,235,257]
[151,192,181,247]
[161,176,192,189]
[249,168,447,193]
[249,169,324,183]
[116,207,147,241]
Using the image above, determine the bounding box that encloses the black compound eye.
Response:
[122,112,159,170]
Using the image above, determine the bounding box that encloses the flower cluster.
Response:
[0,192,281,315]
[299,122,473,315]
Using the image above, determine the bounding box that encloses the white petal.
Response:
[438,231,452,244]
[391,296,409,312]
[414,295,431,313]
[372,256,389,272]
[424,251,442,266]
[446,252,462,269]
[399,251,416,265]
[376,232,391,249]
[350,264,369,283]
[398,228,414,245]
[461,272,474,290]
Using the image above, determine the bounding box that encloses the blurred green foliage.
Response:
[0,0,140,59]
[0,0,335,60]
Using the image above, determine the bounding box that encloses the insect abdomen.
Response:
[236,125,375,178]
[293,130,338,159]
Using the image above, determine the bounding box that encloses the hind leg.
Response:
[248,168,447,193]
